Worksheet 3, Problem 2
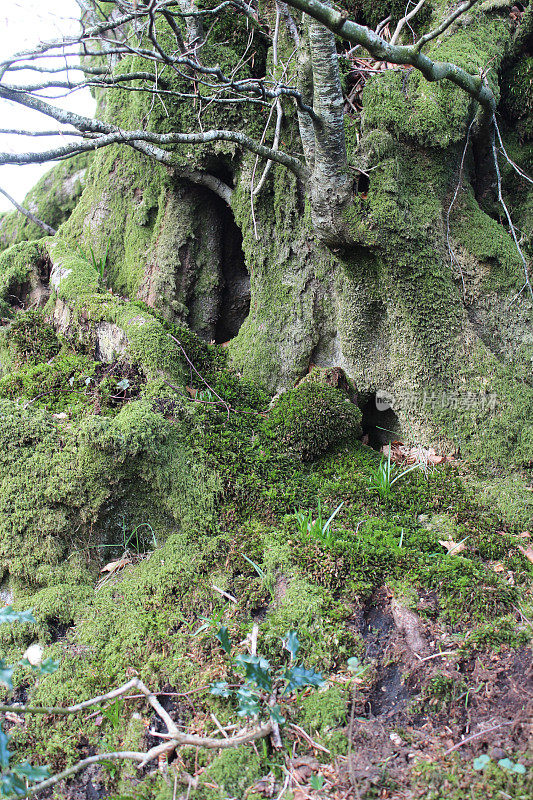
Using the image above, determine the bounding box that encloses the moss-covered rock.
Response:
[267,382,362,461]
[0,154,89,253]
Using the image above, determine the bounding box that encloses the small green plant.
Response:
[78,239,110,284]
[0,607,58,798]
[210,627,326,724]
[368,449,421,499]
[310,773,325,790]
[473,754,527,774]
[101,699,124,732]
[294,499,344,548]
[101,517,157,558]
[242,554,275,600]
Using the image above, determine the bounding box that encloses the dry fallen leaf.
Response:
[490,562,505,573]
[518,544,533,564]
[439,539,467,554]
[100,556,131,574]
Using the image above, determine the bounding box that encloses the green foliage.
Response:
[211,627,325,722]
[0,610,56,797]
[267,383,362,461]
[368,449,422,499]
[1,311,60,368]
[294,500,344,548]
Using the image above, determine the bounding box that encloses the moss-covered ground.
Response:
[0,282,530,799]
[0,4,531,798]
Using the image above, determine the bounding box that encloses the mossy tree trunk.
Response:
[4,1,531,465]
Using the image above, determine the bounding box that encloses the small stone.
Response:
[389,732,403,747]
[23,643,43,666]
[490,747,506,760]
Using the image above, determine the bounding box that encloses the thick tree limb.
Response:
[282,0,496,112]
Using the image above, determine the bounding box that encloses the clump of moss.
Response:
[194,747,262,799]
[2,310,60,367]
[267,383,362,462]
[0,240,49,318]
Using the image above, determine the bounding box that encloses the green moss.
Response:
[300,685,347,729]
[267,383,362,462]
[363,11,507,148]
[465,473,533,531]
[0,154,89,253]
[0,310,59,369]
[262,578,352,669]
[195,747,262,799]
[0,239,50,318]
[460,616,531,654]
[413,755,532,799]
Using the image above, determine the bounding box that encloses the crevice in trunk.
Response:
[360,392,402,450]
[212,200,250,344]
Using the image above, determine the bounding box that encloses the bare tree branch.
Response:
[0,186,57,236]
[281,0,496,112]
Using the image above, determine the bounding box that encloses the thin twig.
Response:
[0,186,57,236]
[443,720,515,755]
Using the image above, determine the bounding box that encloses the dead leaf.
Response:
[518,544,533,564]
[490,562,505,573]
[292,765,313,784]
[100,556,131,574]
[4,712,24,725]
[439,539,467,554]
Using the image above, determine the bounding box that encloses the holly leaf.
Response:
[0,723,12,769]
[37,658,60,676]
[236,687,261,717]
[269,704,285,725]
[283,665,326,694]
[210,681,232,698]
[0,772,26,797]
[0,660,14,692]
[283,630,300,661]
[12,761,50,782]
[234,654,271,691]
[215,625,232,655]
[0,607,35,626]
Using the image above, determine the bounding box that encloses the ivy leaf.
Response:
[0,723,12,769]
[283,630,300,662]
[236,687,261,718]
[497,758,526,774]
[283,665,326,694]
[269,704,285,725]
[116,378,131,391]
[12,761,50,782]
[215,625,232,655]
[37,658,60,676]
[234,654,272,691]
[210,681,232,698]
[0,607,35,626]
[473,754,491,771]
[0,660,14,691]
[0,772,27,797]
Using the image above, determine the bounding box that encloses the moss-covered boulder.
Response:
[0,154,89,252]
[267,382,362,461]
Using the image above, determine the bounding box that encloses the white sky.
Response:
[0,0,96,212]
